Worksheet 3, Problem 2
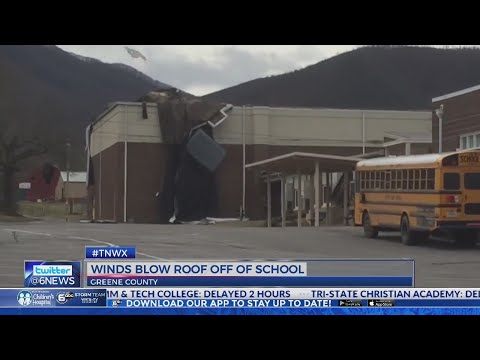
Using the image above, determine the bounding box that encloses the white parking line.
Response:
[67,236,118,247]
[131,252,167,260]
[3,229,167,260]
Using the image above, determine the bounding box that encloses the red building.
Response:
[24,163,61,202]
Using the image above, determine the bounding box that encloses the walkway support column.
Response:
[267,175,271,228]
[326,172,331,225]
[314,161,320,227]
[297,171,302,227]
[343,171,349,225]
[281,175,286,227]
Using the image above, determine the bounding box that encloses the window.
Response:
[421,169,427,190]
[385,171,391,190]
[408,170,414,190]
[427,169,435,190]
[444,173,460,190]
[465,173,480,190]
[375,172,381,189]
[402,170,408,189]
[380,171,385,190]
[396,170,402,190]
[413,169,420,190]
[460,132,480,149]
[391,171,397,189]
[468,135,474,148]
[465,203,480,214]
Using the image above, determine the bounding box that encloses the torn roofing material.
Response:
[186,129,226,172]
[138,89,233,223]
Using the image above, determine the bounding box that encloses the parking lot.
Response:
[1,219,480,287]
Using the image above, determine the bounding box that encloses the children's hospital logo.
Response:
[17,290,33,306]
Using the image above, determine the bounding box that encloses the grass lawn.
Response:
[17,201,86,219]
[0,213,36,223]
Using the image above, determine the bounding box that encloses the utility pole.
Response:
[66,140,71,218]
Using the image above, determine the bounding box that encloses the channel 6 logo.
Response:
[56,292,75,304]
[24,261,81,288]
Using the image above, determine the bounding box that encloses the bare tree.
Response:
[0,132,47,215]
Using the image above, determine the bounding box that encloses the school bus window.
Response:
[414,169,421,190]
[421,169,427,190]
[407,169,413,190]
[444,173,460,190]
[374,171,379,189]
[402,170,408,189]
[442,154,458,166]
[427,169,435,190]
[385,171,391,190]
[391,170,396,189]
[396,170,402,189]
[465,173,480,189]
[380,171,385,189]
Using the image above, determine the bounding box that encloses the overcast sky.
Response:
[57,45,477,96]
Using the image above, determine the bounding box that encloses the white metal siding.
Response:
[91,104,432,151]
[90,104,160,156]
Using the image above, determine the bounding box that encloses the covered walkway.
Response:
[245,152,362,227]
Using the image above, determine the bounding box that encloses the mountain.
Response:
[63,49,169,89]
[204,46,480,110]
[0,45,171,170]
[111,63,169,90]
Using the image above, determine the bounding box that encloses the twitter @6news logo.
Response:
[24,261,82,288]
[17,291,33,306]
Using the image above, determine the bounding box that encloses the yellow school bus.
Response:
[354,150,480,246]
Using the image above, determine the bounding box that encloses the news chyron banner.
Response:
[105,287,480,309]
[5,287,480,314]
[83,248,415,288]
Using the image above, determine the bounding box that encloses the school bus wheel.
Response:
[362,211,378,239]
[400,214,419,246]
